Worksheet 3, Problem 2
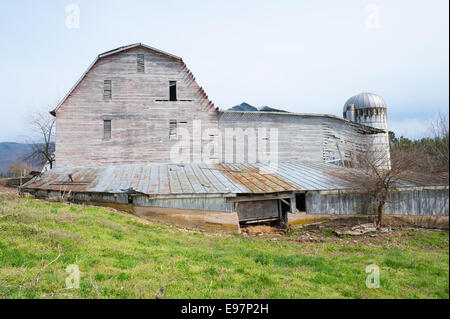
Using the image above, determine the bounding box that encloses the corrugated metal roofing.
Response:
[22,162,446,197]
[22,162,351,196]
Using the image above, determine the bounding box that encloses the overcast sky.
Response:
[0,0,448,142]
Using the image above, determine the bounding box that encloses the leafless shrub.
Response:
[332,138,435,228]
[24,109,55,169]
[428,112,449,172]
[7,160,33,177]
[389,112,449,175]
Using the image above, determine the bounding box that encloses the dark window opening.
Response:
[169,81,177,101]
[280,198,290,215]
[103,80,112,99]
[278,199,290,227]
[295,193,306,212]
[137,54,145,73]
[128,196,133,204]
[169,119,177,140]
[103,120,111,139]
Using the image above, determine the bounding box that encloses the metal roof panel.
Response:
[23,162,445,197]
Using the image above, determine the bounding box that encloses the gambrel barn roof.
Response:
[50,43,203,116]
[50,42,385,134]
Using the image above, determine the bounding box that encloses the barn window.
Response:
[103,80,112,99]
[137,54,145,73]
[104,120,111,139]
[169,119,177,140]
[169,81,177,101]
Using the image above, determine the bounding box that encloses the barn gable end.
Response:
[54,44,219,167]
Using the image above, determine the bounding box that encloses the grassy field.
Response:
[0,194,448,299]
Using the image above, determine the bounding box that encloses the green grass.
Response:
[0,195,448,299]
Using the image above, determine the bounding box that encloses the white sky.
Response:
[0,0,448,141]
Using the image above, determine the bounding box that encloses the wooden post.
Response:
[290,194,297,213]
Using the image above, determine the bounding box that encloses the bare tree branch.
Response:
[24,109,56,169]
[427,112,449,171]
[331,136,434,227]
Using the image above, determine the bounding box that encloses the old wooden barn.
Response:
[22,43,449,231]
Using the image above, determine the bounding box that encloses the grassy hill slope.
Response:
[0,194,448,299]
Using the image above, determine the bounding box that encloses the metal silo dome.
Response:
[343,92,386,113]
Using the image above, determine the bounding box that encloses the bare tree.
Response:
[389,112,449,176]
[428,112,449,172]
[7,160,33,177]
[333,138,422,228]
[24,110,55,169]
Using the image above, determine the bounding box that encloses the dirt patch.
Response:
[241,225,286,236]
[289,224,392,245]
[290,223,448,247]
[0,186,20,196]
[241,218,448,247]
[333,223,391,236]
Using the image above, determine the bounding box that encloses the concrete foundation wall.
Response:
[134,206,240,233]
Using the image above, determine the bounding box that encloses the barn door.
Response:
[235,199,280,223]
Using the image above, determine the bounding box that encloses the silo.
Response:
[343,92,391,169]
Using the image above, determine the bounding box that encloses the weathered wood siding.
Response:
[217,112,368,163]
[305,187,449,216]
[55,47,218,167]
[55,45,385,167]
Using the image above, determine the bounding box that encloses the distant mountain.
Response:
[0,142,33,173]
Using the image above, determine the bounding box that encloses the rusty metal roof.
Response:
[21,162,353,196]
[22,162,447,197]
